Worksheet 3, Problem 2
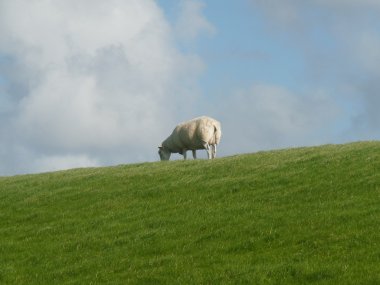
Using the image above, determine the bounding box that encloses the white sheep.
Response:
[158,116,222,160]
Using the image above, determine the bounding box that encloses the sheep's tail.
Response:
[213,121,222,145]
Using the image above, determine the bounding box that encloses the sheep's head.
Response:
[158,146,171,161]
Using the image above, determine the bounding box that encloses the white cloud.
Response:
[175,0,215,41]
[0,0,206,175]
[352,31,380,74]
[2,0,379,175]
[250,0,380,140]
[215,84,340,155]
[34,154,100,173]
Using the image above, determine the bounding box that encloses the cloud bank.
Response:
[0,0,212,175]
[1,0,379,175]
[215,85,339,156]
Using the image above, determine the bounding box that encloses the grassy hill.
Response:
[0,141,379,284]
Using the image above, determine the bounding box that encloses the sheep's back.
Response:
[174,121,204,149]
[163,116,221,152]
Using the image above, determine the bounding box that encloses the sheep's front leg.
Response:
[183,149,187,160]
[192,150,197,159]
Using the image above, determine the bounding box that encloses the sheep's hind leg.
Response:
[192,150,197,159]
[212,144,217,159]
[183,149,187,160]
[202,142,212,159]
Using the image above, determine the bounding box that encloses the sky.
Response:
[0,0,379,175]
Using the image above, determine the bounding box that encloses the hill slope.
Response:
[0,142,379,284]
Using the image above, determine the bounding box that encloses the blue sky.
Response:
[161,0,308,93]
[0,0,379,175]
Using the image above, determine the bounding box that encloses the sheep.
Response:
[158,116,222,161]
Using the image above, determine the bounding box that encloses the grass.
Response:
[0,141,379,284]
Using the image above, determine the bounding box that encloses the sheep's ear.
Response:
[158,146,163,150]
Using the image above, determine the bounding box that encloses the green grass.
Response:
[0,141,379,284]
